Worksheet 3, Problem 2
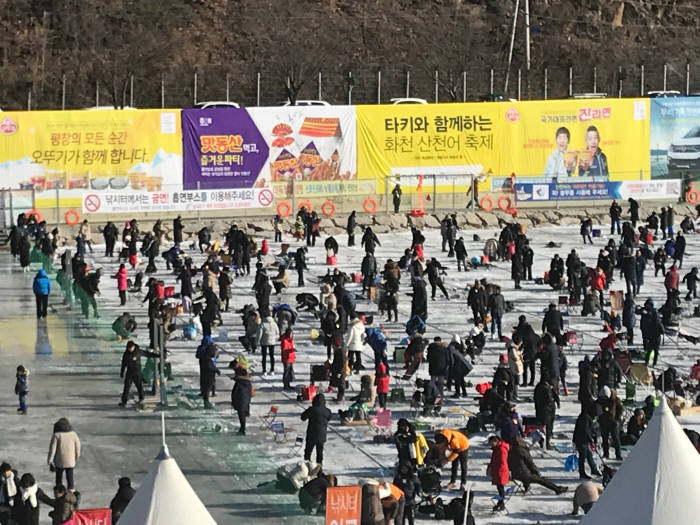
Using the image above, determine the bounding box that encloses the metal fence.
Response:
[9,61,700,111]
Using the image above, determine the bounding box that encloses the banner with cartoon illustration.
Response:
[0,110,183,208]
[500,99,650,181]
[182,106,357,192]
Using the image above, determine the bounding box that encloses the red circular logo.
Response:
[505,106,520,123]
[257,188,273,207]
[84,194,101,213]
[0,117,18,135]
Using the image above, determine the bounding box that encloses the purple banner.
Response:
[182,108,269,190]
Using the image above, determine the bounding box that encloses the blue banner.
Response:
[515,179,680,202]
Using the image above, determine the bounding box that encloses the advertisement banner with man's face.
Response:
[182,106,357,193]
[0,110,182,207]
[356,103,502,194]
[500,99,650,181]
[650,97,700,179]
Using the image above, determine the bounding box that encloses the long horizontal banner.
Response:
[514,179,681,202]
[82,187,274,214]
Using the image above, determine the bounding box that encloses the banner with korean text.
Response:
[182,106,358,194]
[82,187,274,214]
[325,485,362,525]
[0,110,182,208]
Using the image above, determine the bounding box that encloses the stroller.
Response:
[416,465,442,505]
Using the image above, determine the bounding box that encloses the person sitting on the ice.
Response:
[465,323,486,361]
[398,248,412,270]
[402,332,427,379]
[162,243,183,271]
[492,354,514,401]
[548,254,565,289]
[680,215,695,234]
[112,312,137,340]
[659,290,681,329]
[299,472,337,515]
[581,290,601,317]
[620,408,647,446]
[414,377,442,415]
[508,435,568,495]
[571,481,603,515]
[338,400,370,423]
[496,403,523,444]
[272,265,290,294]
[647,211,660,236]
[365,326,388,370]
[324,235,339,256]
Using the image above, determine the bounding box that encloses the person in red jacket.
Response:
[375,363,390,409]
[590,267,606,309]
[280,328,296,391]
[261,238,269,256]
[487,435,510,511]
[665,264,679,299]
[112,263,128,306]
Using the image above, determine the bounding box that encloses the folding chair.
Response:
[259,406,279,430]
[662,323,680,345]
[287,435,304,457]
[270,421,289,442]
[491,484,519,514]
[369,408,393,436]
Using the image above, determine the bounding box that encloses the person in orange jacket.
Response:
[280,328,296,391]
[375,363,390,409]
[434,429,470,490]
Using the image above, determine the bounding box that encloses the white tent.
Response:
[119,415,217,525]
[580,397,700,525]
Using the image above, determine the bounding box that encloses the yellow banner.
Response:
[357,103,501,193]
[0,109,182,207]
[357,100,651,193]
[501,99,650,181]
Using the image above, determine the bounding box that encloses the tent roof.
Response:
[579,398,700,525]
[118,446,217,525]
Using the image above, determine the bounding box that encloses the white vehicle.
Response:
[281,100,330,106]
[390,97,428,104]
[194,101,241,109]
[668,125,700,171]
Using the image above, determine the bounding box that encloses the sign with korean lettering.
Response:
[325,485,361,525]
[183,106,358,191]
[82,188,274,214]
[72,508,112,525]
[514,179,680,202]
[357,103,501,193]
[0,110,182,207]
[501,99,650,181]
[650,97,700,179]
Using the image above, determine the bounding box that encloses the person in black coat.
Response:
[426,337,448,395]
[521,242,534,281]
[294,247,308,287]
[410,277,428,321]
[628,197,639,228]
[361,227,381,254]
[572,410,601,479]
[103,221,119,257]
[577,357,597,415]
[393,418,418,468]
[534,377,559,450]
[324,236,339,256]
[622,293,636,345]
[674,231,686,269]
[542,303,563,337]
[537,333,560,387]
[513,316,540,386]
[110,477,136,524]
[609,200,622,235]
[621,408,647,446]
[197,227,211,253]
[393,463,421,525]
[301,393,332,465]
[596,349,622,391]
[508,436,568,494]
[511,250,523,289]
[119,341,159,407]
[597,386,623,460]
[255,273,272,315]
[199,344,220,408]
[231,364,253,434]
[455,237,468,272]
[682,267,699,301]
[361,252,377,296]
[173,215,184,244]
[640,298,662,366]
[467,281,487,327]
[426,258,449,300]
[410,227,425,249]
[492,355,514,401]
[346,211,357,246]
